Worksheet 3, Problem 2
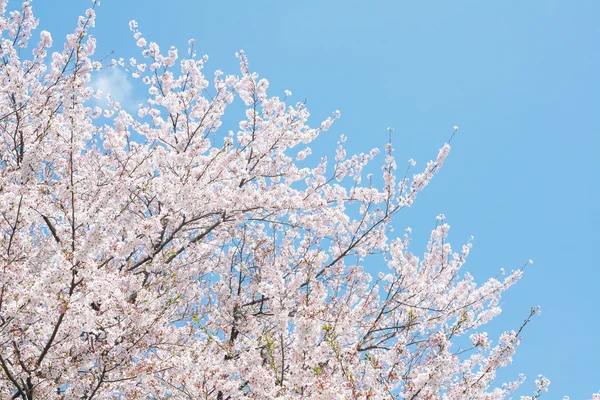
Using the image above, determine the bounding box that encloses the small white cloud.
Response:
[90,67,134,109]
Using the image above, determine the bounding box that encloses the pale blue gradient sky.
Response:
[33,0,600,397]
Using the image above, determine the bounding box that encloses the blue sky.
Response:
[32,0,599,397]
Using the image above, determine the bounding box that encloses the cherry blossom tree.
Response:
[0,1,595,399]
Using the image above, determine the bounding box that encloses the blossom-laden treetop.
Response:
[0,1,596,399]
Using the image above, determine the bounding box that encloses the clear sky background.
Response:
[32,0,599,397]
